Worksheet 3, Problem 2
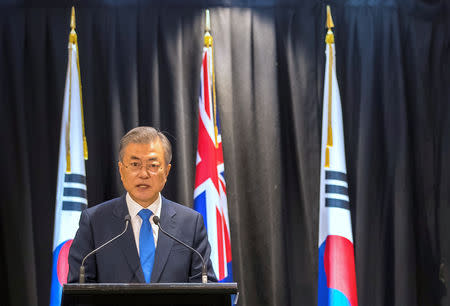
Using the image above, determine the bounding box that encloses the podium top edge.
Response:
[63,282,238,294]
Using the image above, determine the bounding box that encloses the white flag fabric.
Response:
[50,36,87,306]
[317,30,358,306]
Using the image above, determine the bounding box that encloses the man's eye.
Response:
[130,162,141,167]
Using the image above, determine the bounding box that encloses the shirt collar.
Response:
[126,192,161,218]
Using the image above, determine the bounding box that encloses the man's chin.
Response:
[131,192,157,207]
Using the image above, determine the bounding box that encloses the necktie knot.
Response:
[138,209,153,221]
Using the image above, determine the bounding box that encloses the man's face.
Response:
[118,140,171,207]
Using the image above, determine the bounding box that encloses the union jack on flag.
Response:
[194,17,233,282]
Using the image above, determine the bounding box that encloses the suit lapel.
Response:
[113,195,146,283]
[150,197,176,282]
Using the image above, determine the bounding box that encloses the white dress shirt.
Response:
[125,192,161,256]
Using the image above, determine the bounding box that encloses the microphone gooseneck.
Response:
[79,214,131,283]
[153,215,208,284]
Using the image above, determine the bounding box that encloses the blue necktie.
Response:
[138,209,155,283]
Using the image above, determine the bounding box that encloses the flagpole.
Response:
[325,5,334,168]
[69,6,88,161]
[50,6,88,306]
[318,6,358,306]
[204,9,219,148]
[195,10,233,283]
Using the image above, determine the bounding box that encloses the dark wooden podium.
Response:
[62,283,238,306]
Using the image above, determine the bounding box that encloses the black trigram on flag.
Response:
[324,170,349,210]
[62,173,87,211]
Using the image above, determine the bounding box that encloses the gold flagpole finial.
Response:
[205,9,211,33]
[71,6,76,30]
[69,6,77,44]
[326,5,334,30]
[325,5,334,45]
[204,9,212,47]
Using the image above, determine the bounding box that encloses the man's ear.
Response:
[118,161,124,180]
[165,163,172,177]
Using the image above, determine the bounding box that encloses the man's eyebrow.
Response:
[128,156,159,161]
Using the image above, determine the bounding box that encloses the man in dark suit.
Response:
[68,126,217,283]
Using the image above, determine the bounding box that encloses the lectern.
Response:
[62,283,238,306]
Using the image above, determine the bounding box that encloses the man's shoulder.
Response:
[84,195,125,216]
[162,196,200,217]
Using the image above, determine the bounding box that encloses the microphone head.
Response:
[153,215,160,225]
[124,214,131,222]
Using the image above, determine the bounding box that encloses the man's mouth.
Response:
[137,184,150,189]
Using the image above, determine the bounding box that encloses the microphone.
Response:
[153,215,208,284]
[79,214,131,283]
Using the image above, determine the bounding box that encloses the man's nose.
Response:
[137,167,150,178]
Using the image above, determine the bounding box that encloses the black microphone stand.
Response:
[153,216,208,284]
[79,215,131,283]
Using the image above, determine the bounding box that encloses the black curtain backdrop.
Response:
[0,0,449,305]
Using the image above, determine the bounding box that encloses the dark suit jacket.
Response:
[67,195,217,283]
